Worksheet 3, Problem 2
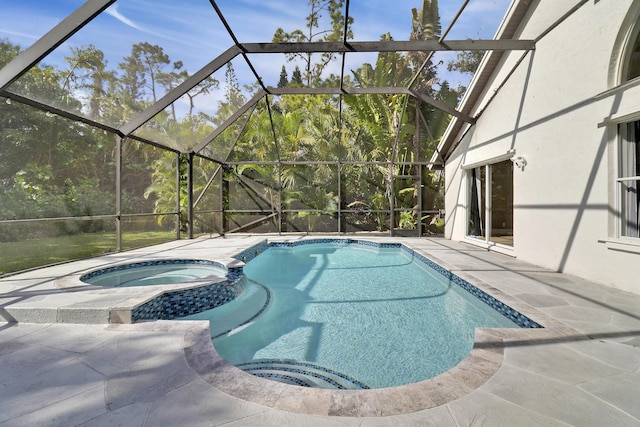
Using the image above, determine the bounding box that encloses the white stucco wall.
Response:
[444,0,640,294]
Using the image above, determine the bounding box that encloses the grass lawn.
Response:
[0,231,177,275]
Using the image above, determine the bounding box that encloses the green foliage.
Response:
[0,162,116,241]
[0,0,461,244]
[411,0,441,41]
[273,0,354,85]
[119,41,170,105]
[277,65,289,88]
[399,210,417,229]
[448,48,485,75]
[291,66,303,86]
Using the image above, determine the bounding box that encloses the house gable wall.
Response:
[445,0,640,294]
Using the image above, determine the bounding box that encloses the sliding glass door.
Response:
[467,160,513,247]
[468,166,486,238]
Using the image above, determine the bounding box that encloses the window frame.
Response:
[600,10,640,252]
[622,19,640,82]
[617,120,640,239]
[464,157,514,249]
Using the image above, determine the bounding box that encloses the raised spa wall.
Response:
[128,241,272,322]
[130,263,244,322]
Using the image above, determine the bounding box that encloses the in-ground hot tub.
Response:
[80,259,228,287]
[55,258,246,324]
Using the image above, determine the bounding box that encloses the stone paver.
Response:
[1,235,639,426]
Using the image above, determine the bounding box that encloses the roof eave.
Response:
[430,0,535,168]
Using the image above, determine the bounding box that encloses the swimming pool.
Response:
[183,240,541,389]
[81,260,227,287]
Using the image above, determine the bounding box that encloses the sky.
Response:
[0,0,512,118]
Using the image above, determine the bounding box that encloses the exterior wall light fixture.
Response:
[511,155,527,170]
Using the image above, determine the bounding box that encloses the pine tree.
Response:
[291,66,303,87]
[272,0,353,85]
[277,65,289,88]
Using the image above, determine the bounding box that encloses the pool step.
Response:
[236,359,370,390]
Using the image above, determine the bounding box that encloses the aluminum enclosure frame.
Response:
[0,0,536,253]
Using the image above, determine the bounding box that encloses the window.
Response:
[468,166,486,238]
[614,24,640,239]
[626,26,640,81]
[467,159,513,246]
[619,120,640,238]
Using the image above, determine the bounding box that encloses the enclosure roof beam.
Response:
[339,0,351,94]
[0,90,181,154]
[240,39,534,54]
[408,89,475,124]
[267,86,474,123]
[0,0,115,91]
[119,46,243,137]
[209,1,268,93]
[265,94,282,163]
[217,102,259,165]
[192,90,267,154]
[270,87,410,95]
[1,90,120,135]
[432,0,584,164]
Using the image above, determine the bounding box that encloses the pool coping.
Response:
[47,237,584,415]
[182,237,583,417]
[3,235,638,425]
[185,322,581,417]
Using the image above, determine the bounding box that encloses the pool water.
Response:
[186,243,519,389]
[82,261,227,287]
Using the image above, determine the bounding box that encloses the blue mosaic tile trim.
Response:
[233,240,270,263]
[227,266,244,282]
[401,246,543,329]
[163,282,237,320]
[268,238,401,250]
[131,279,243,321]
[81,259,226,282]
[270,238,351,248]
[451,275,542,328]
[132,293,164,320]
[126,240,540,328]
[234,239,401,266]
[127,260,245,322]
[246,239,542,329]
[212,280,272,339]
[236,359,370,389]
[244,366,345,389]
[250,372,314,387]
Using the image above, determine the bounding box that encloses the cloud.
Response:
[105,4,143,31]
[0,28,40,41]
[103,3,176,44]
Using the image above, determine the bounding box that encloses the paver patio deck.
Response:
[1,235,639,426]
